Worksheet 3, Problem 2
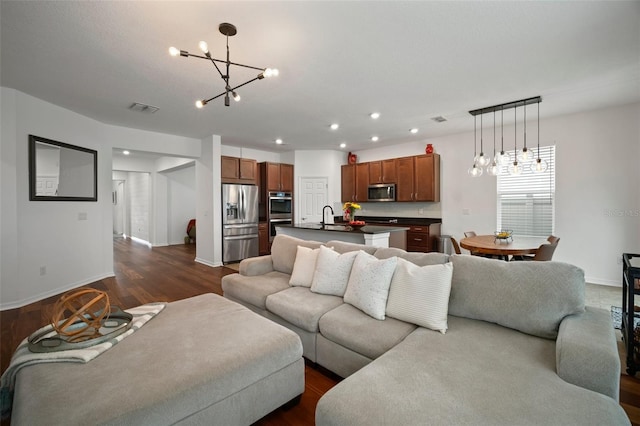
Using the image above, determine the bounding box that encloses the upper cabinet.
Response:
[341,163,369,202]
[260,162,294,192]
[221,156,257,184]
[369,159,396,184]
[396,154,440,202]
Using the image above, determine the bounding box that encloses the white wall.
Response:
[166,165,196,245]
[1,88,204,309]
[352,102,640,286]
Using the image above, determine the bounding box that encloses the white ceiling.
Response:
[2,1,639,153]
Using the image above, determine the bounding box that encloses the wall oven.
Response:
[269,218,292,242]
[268,191,292,218]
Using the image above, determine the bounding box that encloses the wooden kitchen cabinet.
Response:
[341,163,369,202]
[369,159,396,184]
[406,223,441,252]
[221,156,257,184]
[261,162,294,192]
[258,222,269,255]
[396,154,440,202]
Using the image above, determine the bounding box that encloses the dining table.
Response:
[459,235,550,260]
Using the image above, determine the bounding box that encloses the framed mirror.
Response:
[29,135,98,201]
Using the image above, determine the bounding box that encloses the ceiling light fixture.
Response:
[371,136,379,142]
[370,112,380,119]
[275,138,283,145]
[339,142,347,148]
[468,96,542,178]
[486,111,500,176]
[330,123,339,130]
[169,23,278,108]
[123,150,130,155]
[410,128,418,134]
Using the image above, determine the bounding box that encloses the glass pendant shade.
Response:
[495,150,510,166]
[468,164,483,177]
[517,147,533,163]
[487,161,501,176]
[475,152,491,167]
[531,158,548,173]
[508,161,522,176]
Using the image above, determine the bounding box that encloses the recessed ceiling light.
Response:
[370,112,380,120]
[275,138,283,145]
[371,136,379,142]
[410,128,419,134]
[123,150,130,155]
[330,123,339,130]
[339,142,346,148]
[431,116,447,123]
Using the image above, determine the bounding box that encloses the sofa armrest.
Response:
[556,307,620,401]
[239,255,275,276]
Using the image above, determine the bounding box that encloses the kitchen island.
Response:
[275,223,408,248]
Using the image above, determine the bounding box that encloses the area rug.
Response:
[611,306,640,330]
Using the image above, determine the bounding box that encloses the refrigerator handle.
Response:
[240,188,245,221]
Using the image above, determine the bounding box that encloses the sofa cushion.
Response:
[310,246,358,296]
[271,234,323,275]
[316,315,629,426]
[266,287,343,333]
[374,247,449,266]
[343,251,397,320]
[325,240,377,255]
[386,259,453,333]
[319,304,417,360]
[221,271,290,310]
[448,255,585,339]
[289,246,320,287]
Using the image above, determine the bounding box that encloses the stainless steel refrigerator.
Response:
[222,184,259,264]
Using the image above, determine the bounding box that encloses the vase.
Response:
[426,144,434,154]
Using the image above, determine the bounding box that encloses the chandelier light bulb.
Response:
[263,68,279,78]
[517,147,533,163]
[487,161,500,176]
[195,100,204,109]
[169,47,180,57]
[468,164,483,177]
[508,161,522,176]
[232,91,241,102]
[475,152,490,167]
[495,150,510,166]
[532,158,548,173]
[198,41,209,54]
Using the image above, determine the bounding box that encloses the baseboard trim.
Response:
[585,276,621,287]
[195,257,223,268]
[0,272,115,311]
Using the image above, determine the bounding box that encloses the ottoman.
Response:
[11,293,304,425]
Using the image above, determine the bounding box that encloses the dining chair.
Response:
[464,231,477,238]
[546,235,560,244]
[515,238,560,261]
[450,237,462,255]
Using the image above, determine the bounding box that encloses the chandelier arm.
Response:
[184,53,266,71]
[201,76,263,105]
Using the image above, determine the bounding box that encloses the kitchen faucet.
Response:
[321,205,334,227]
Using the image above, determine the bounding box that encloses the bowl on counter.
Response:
[494,230,513,243]
[348,221,366,230]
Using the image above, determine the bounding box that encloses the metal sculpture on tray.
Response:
[28,288,133,353]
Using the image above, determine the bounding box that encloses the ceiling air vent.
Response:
[129,102,159,114]
[431,116,447,123]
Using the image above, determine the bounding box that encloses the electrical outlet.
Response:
[39,266,46,276]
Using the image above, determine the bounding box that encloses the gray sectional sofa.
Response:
[221,234,630,425]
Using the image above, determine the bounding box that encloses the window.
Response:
[497,146,555,236]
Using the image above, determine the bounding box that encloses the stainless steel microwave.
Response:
[368,183,396,202]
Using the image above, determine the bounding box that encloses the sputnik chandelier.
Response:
[169,23,278,108]
[468,96,546,177]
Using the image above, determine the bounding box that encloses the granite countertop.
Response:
[280,223,409,234]
[333,216,442,226]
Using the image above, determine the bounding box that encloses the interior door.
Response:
[299,177,328,224]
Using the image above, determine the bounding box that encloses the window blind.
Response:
[496,145,555,237]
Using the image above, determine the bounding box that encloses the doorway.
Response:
[298,177,328,224]
[112,179,126,236]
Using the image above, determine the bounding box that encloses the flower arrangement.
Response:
[342,202,361,222]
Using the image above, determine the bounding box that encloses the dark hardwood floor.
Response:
[1,237,638,425]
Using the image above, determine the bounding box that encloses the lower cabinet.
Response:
[259,222,270,255]
[405,224,441,252]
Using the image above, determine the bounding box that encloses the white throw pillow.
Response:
[310,245,358,296]
[289,246,320,287]
[343,251,398,320]
[386,259,453,334]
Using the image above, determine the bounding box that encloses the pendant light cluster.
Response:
[468,96,546,177]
